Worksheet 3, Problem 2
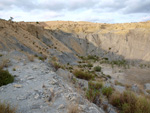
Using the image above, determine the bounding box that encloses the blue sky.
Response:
[0,0,150,23]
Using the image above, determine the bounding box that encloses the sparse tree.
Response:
[9,17,13,22]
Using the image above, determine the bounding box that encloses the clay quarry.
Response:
[0,19,150,113]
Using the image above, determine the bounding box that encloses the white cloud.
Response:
[0,0,150,23]
[140,16,150,22]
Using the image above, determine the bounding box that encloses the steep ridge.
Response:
[44,21,150,62]
[1,19,150,63]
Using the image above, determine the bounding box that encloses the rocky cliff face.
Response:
[44,21,150,62]
[0,19,150,63]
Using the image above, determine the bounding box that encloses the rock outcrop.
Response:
[0,52,105,113]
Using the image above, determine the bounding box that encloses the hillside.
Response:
[1,19,150,63]
[1,19,150,113]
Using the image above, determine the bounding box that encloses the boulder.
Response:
[114,85,125,93]
[131,84,139,93]
[144,83,150,90]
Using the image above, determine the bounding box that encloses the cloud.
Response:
[0,0,99,11]
[123,0,150,14]
[140,16,150,22]
[0,0,150,23]
[96,0,125,11]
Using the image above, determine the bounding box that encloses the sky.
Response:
[0,0,150,23]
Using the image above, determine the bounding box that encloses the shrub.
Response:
[51,62,61,71]
[38,56,47,61]
[86,88,101,105]
[102,57,108,60]
[78,61,82,63]
[86,81,102,106]
[106,75,111,79]
[34,54,38,57]
[110,91,137,112]
[87,55,99,61]
[146,90,150,94]
[0,69,14,87]
[88,81,103,90]
[71,77,77,84]
[68,66,73,70]
[111,60,128,68]
[136,96,150,113]
[87,63,93,67]
[78,56,85,60]
[73,70,94,80]
[0,54,2,57]
[109,92,121,107]
[77,65,83,68]
[0,101,16,113]
[94,66,101,72]
[102,87,113,98]
[110,91,150,113]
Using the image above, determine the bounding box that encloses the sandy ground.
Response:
[100,62,150,87]
[125,67,150,85]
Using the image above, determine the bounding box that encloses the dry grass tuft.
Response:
[114,80,124,86]
[68,104,80,113]
[0,101,16,113]
[27,54,34,62]
[51,61,62,71]
[110,91,150,113]
[0,58,11,69]
[51,56,58,62]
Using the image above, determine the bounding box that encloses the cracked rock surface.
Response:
[0,54,104,113]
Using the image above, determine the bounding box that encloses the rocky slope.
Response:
[44,21,150,62]
[1,19,150,113]
[1,19,150,63]
[0,51,105,113]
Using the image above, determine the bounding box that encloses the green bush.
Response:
[88,81,103,90]
[106,75,111,79]
[0,69,14,87]
[86,88,101,105]
[102,57,108,60]
[73,70,94,80]
[102,87,113,98]
[12,68,16,71]
[86,81,103,106]
[38,56,47,61]
[111,60,128,68]
[87,55,99,61]
[94,66,101,72]
[0,101,16,113]
[87,63,93,67]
